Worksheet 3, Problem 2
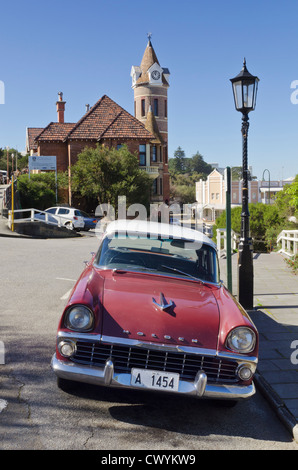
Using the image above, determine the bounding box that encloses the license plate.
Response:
[131,368,179,392]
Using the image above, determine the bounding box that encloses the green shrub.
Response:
[17,173,61,210]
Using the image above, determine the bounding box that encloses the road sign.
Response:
[29,156,58,202]
[29,155,57,172]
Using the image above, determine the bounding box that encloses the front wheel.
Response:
[65,222,74,230]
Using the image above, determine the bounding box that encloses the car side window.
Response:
[58,208,69,215]
[46,208,56,214]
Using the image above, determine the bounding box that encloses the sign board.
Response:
[29,155,57,172]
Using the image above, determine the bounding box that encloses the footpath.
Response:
[220,252,298,441]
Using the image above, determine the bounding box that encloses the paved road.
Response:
[0,236,298,450]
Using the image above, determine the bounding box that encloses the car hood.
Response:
[101,271,220,350]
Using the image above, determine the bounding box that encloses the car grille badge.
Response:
[152,293,173,311]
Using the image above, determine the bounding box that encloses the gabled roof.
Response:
[35,122,75,142]
[66,95,154,141]
[33,95,154,145]
[26,127,44,151]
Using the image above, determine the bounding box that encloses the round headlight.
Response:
[65,305,94,332]
[58,340,76,357]
[226,327,256,354]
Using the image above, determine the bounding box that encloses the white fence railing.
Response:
[216,228,239,257]
[8,208,72,229]
[277,230,298,258]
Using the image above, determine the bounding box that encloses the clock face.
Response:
[151,70,161,80]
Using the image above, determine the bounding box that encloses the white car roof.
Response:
[104,219,216,249]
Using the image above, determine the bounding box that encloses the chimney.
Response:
[56,91,66,123]
[85,104,90,113]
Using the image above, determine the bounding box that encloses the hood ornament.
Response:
[152,293,173,311]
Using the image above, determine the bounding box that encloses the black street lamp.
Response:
[230,59,259,310]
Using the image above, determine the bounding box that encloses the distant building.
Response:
[26,37,170,204]
[131,36,170,201]
[195,168,292,222]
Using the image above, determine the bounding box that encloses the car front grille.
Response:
[72,340,239,383]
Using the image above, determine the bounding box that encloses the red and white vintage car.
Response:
[52,220,258,403]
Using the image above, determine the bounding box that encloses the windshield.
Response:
[95,233,219,283]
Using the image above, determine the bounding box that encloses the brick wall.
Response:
[38,142,68,172]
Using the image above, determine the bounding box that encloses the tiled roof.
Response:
[145,107,163,144]
[26,127,44,151]
[66,95,154,141]
[135,40,168,86]
[140,39,160,74]
[35,122,76,142]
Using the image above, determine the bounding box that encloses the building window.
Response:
[141,99,145,117]
[165,99,167,118]
[154,99,158,116]
[139,144,146,166]
[159,178,163,195]
[117,144,123,150]
[152,145,157,162]
[152,178,158,195]
[164,146,168,164]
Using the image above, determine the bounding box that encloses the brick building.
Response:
[26,38,170,204]
[131,36,170,202]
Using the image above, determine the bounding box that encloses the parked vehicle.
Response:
[0,170,7,184]
[52,220,258,404]
[45,207,84,230]
[34,212,59,225]
[169,216,181,225]
[73,210,99,231]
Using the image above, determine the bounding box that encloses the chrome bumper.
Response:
[51,354,255,400]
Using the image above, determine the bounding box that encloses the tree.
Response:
[189,152,213,175]
[168,146,186,173]
[274,175,298,220]
[284,175,298,214]
[0,148,28,175]
[71,144,152,211]
[213,203,285,251]
[17,172,67,210]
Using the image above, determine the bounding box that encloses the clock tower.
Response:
[131,36,170,201]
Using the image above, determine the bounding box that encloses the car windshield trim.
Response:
[109,267,213,285]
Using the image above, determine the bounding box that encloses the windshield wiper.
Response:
[161,265,205,283]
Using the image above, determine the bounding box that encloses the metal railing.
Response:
[277,230,298,258]
[7,208,72,229]
[216,228,239,257]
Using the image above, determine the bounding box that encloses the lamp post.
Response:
[6,146,9,183]
[230,59,259,310]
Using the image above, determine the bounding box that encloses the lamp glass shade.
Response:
[231,61,259,113]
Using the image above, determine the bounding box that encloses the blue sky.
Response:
[1,0,298,181]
